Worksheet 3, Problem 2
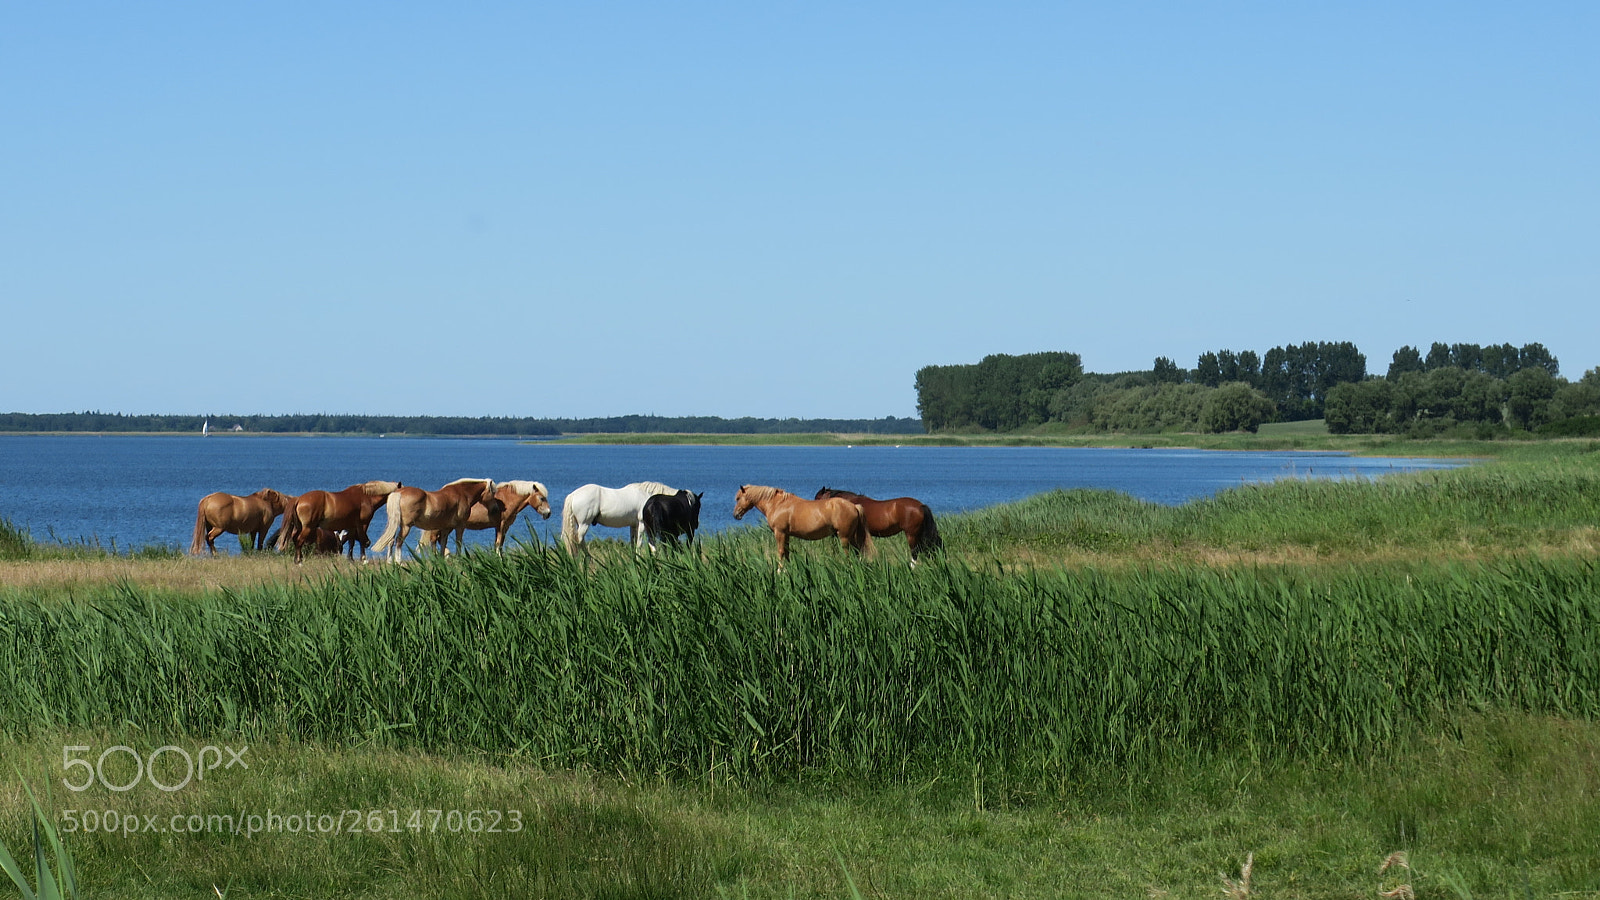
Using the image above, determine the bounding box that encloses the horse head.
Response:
[732,485,752,519]
[255,488,291,511]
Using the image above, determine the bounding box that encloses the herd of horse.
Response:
[191,478,941,566]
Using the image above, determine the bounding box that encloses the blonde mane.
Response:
[443,477,494,488]
[738,484,787,505]
[499,480,547,498]
[361,480,402,495]
[625,481,678,497]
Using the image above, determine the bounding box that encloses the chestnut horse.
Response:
[418,480,552,554]
[815,487,942,564]
[371,478,497,562]
[190,488,294,555]
[732,484,872,564]
[277,480,402,563]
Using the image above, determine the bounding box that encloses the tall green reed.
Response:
[2,545,1596,783]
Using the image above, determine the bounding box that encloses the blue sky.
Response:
[4,3,1595,419]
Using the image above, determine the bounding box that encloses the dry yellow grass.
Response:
[0,554,368,594]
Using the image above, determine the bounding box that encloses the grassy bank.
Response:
[3,441,1599,896]
[4,711,1597,898]
[6,548,1599,780]
[547,428,1595,458]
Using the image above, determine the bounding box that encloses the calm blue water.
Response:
[0,436,1467,553]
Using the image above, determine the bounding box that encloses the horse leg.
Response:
[391,524,411,563]
[774,528,789,566]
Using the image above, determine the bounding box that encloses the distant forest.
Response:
[916,341,1600,436]
[0,413,925,436]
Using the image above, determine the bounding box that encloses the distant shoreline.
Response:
[0,429,1521,458]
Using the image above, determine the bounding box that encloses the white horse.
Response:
[560,481,677,553]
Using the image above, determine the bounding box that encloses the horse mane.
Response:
[361,480,402,495]
[738,484,786,504]
[499,480,547,497]
[625,481,678,496]
[443,477,493,488]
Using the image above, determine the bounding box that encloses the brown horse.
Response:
[277,480,402,563]
[190,488,294,555]
[371,478,497,562]
[732,484,873,564]
[815,487,942,564]
[418,480,552,554]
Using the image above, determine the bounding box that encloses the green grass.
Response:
[5,543,1599,783]
[4,442,1600,896]
[548,428,1600,459]
[1256,418,1331,436]
[546,432,856,445]
[943,444,1600,559]
[0,519,30,561]
[3,711,1597,898]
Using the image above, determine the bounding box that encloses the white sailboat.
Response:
[202,419,210,436]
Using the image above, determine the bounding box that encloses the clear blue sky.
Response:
[5,3,1595,419]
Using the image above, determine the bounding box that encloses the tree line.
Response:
[917,341,1599,436]
[0,412,924,436]
[1326,342,1596,436]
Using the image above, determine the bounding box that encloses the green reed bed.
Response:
[3,547,1597,785]
[942,449,1600,556]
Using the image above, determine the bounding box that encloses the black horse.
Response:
[642,489,703,550]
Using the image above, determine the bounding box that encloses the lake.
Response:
[0,435,1468,553]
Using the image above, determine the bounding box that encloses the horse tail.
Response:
[851,503,875,558]
[276,499,301,552]
[370,491,403,553]
[190,501,209,555]
[918,504,943,555]
[561,494,581,554]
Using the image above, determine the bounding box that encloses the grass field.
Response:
[2,437,1599,898]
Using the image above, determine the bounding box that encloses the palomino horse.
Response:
[560,481,678,553]
[814,487,942,564]
[190,488,294,555]
[418,480,552,554]
[732,484,872,564]
[642,490,703,551]
[277,480,402,563]
[371,478,497,563]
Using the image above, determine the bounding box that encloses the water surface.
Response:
[0,436,1466,552]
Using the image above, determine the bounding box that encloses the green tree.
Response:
[1388,346,1424,379]
[1200,383,1277,433]
[1550,368,1600,421]
[1325,380,1396,434]
[1506,368,1559,430]
[1152,356,1184,384]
